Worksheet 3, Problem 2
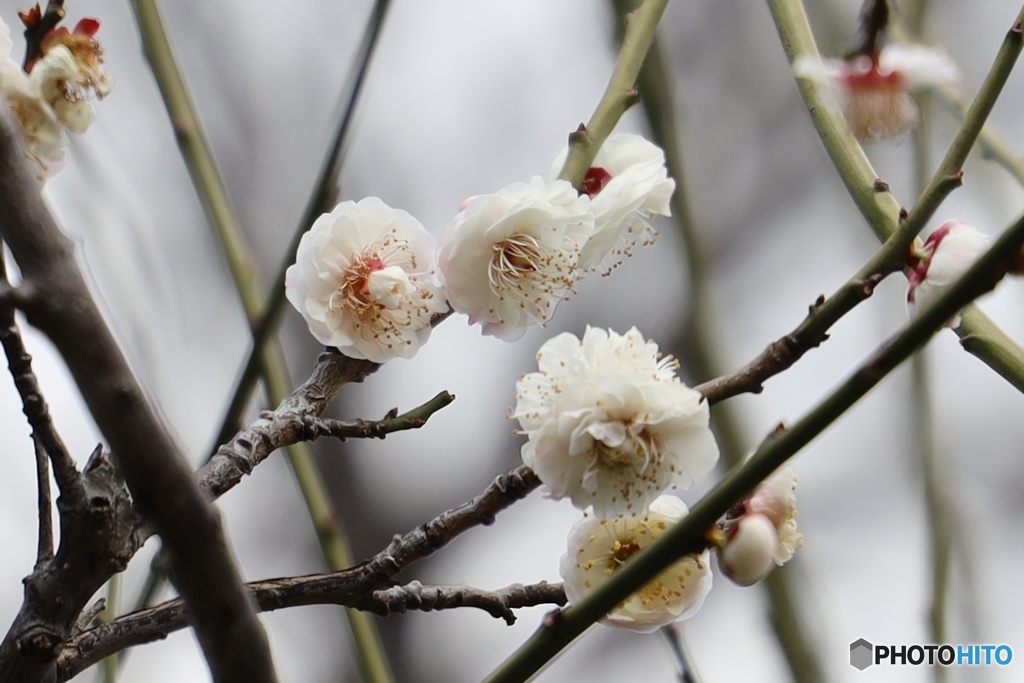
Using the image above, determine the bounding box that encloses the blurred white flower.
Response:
[285,197,446,363]
[438,177,593,341]
[0,15,111,179]
[717,467,802,585]
[513,326,719,518]
[907,219,990,328]
[559,495,712,633]
[794,43,959,140]
[550,134,674,272]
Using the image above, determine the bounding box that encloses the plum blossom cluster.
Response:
[0,10,112,179]
[513,326,728,631]
[441,134,674,339]
[794,42,959,141]
[286,134,675,360]
[513,327,807,630]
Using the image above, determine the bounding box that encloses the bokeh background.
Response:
[0,0,1023,681]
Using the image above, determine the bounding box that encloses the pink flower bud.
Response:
[718,514,779,586]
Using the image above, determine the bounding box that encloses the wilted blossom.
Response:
[438,177,594,341]
[512,326,719,518]
[717,468,802,586]
[559,495,713,633]
[550,133,674,273]
[0,13,111,179]
[794,43,959,140]
[285,197,447,363]
[907,219,990,328]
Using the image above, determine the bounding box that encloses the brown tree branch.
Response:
[0,109,275,683]
[366,581,566,625]
[59,464,543,677]
[195,350,378,500]
[59,579,565,679]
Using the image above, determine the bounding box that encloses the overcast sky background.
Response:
[1,0,1023,681]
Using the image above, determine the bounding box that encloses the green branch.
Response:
[558,0,668,187]
[607,1,826,680]
[484,204,1024,683]
[766,0,1024,393]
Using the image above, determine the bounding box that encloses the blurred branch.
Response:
[0,104,274,681]
[660,625,702,683]
[213,0,393,450]
[61,469,547,678]
[127,2,398,680]
[558,0,667,187]
[767,0,1024,393]
[910,75,952,683]
[483,207,1024,682]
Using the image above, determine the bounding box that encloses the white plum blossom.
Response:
[794,43,960,141]
[0,15,111,179]
[285,197,447,363]
[438,177,594,341]
[716,467,802,585]
[513,326,719,518]
[559,495,712,633]
[907,220,990,329]
[550,134,674,272]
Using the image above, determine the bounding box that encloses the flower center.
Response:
[594,426,657,470]
[338,253,387,313]
[611,539,641,567]
[487,233,577,316]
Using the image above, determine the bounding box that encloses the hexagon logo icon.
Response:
[850,639,874,670]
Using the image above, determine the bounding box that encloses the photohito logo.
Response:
[850,639,1013,670]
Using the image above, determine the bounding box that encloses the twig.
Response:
[60,579,565,678]
[297,391,455,442]
[20,0,65,69]
[365,581,566,624]
[557,0,667,187]
[194,351,379,502]
[361,465,541,581]
[482,207,1024,682]
[32,437,53,565]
